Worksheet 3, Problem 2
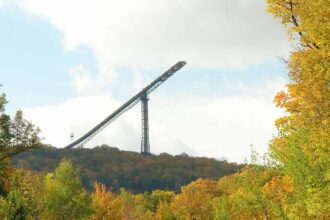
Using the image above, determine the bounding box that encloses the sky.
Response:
[0,0,291,162]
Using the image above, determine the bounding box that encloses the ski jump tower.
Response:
[65,61,187,155]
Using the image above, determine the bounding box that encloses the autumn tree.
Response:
[90,182,125,220]
[155,201,175,220]
[262,175,297,219]
[267,0,330,218]
[149,190,175,213]
[170,178,220,220]
[43,159,92,220]
[213,166,289,219]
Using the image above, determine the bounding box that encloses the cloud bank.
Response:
[15,0,289,72]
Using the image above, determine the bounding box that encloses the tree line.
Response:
[11,146,242,193]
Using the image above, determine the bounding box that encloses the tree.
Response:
[267,0,330,218]
[170,178,220,220]
[213,166,289,220]
[12,170,45,218]
[0,196,12,219]
[0,87,41,196]
[0,170,42,220]
[0,87,41,162]
[6,172,29,220]
[90,182,125,220]
[130,190,176,220]
[155,201,175,220]
[43,159,92,220]
[149,190,175,213]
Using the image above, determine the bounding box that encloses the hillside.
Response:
[11,145,242,193]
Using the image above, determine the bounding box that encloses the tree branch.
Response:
[288,1,320,49]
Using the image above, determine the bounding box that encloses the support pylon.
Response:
[141,93,150,155]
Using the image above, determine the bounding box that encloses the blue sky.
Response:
[0,0,290,162]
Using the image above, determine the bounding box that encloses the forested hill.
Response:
[11,145,242,193]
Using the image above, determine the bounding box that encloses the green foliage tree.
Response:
[13,170,44,219]
[0,196,12,220]
[43,159,92,220]
[0,170,42,220]
[0,87,41,197]
[6,173,29,220]
[129,190,176,220]
[0,86,42,219]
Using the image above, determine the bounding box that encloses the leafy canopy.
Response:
[0,87,41,162]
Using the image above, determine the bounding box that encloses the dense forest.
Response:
[0,0,329,219]
[11,146,241,193]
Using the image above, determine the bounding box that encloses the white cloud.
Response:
[23,78,285,163]
[0,0,5,5]
[69,65,115,95]
[69,66,100,94]
[15,0,290,75]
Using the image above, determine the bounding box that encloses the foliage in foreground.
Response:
[0,161,316,220]
[0,160,272,220]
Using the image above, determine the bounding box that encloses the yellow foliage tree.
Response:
[267,0,330,218]
[170,178,220,220]
[262,175,299,219]
[90,182,125,220]
[155,201,175,220]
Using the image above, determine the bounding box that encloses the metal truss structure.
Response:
[64,61,187,154]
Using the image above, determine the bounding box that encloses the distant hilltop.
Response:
[12,145,242,193]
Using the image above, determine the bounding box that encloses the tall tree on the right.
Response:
[267,0,330,218]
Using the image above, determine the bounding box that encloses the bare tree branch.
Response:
[288,1,320,49]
